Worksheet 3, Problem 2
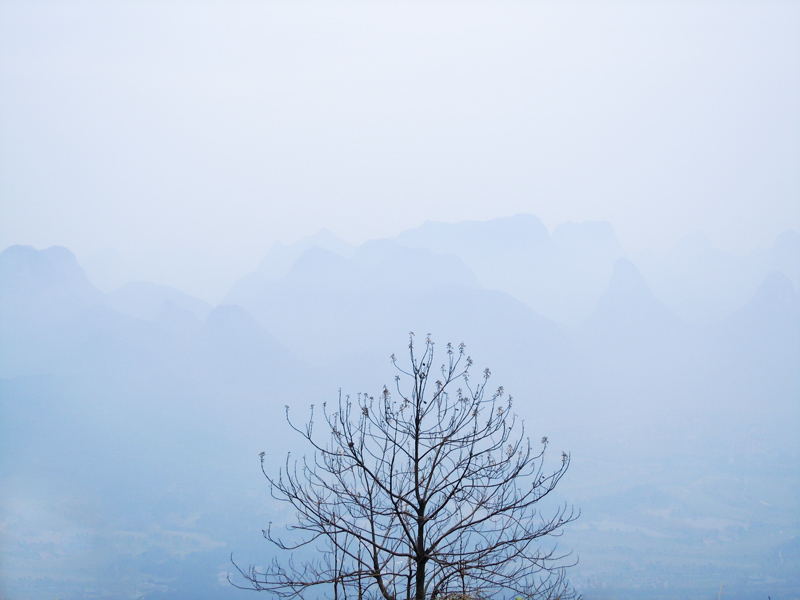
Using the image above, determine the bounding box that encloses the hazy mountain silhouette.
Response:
[224,240,485,365]
[713,272,800,427]
[0,245,103,330]
[1,245,106,376]
[0,245,302,390]
[202,304,302,389]
[633,230,800,323]
[395,214,625,325]
[394,214,553,302]
[396,213,551,259]
[104,281,213,321]
[760,229,800,289]
[569,258,702,451]
[2,223,799,600]
[81,245,247,304]
[583,257,678,335]
[257,228,354,280]
[1,246,309,600]
[743,270,800,316]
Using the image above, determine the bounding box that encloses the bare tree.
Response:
[232,335,578,600]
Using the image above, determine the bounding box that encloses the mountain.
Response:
[222,237,580,400]
[0,245,304,391]
[103,281,213,321]
[395,214,625,325]
[3,230,799,600]
[583,257,678,334]
[256,228,354,281]
[714,272,800,413]
[633,230,800,323]
[742,270,800,317]
[81,245,248,305]
[224,240,484,365]
[578,257,690,383]
[0,245,103,330]
[221,237,583,443]
[759,229,800,290]
[396,213,551,261]
[568,258,703,448]
[201,304,302,390]
[0,246,313,600]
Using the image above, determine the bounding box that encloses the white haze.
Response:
[1,2,799,270]
[1,2,799,600]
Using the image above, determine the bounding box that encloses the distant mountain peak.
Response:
[257,229,353,280]
[0,244,98,292]
[603,257,656,302]
[0,245,103,328]
[286,245,352,282]
[310,227,350,245]
[581,257,681,343]
[2,244,84,275]
[749,271,798,313]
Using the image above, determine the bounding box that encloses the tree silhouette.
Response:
[232,335,578,600]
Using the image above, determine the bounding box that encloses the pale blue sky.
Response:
[1,1,798,263]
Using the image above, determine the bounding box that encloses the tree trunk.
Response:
[415,557,426,600]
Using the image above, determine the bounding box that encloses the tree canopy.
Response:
[233,335,578,600]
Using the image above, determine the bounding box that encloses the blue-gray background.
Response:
[1,2,798,599]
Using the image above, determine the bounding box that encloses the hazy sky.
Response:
[1,0,798,262]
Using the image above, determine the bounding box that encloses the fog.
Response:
[1,2,799,599]
[2,1,799,262]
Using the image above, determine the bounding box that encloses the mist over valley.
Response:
[2,216,798,599]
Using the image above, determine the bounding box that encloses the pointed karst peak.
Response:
[750,271,798,313]
[0,245,102,325]
[287,245,351,281]
[309,227,349,246]
[602,258,655,303]
[586,257,676,332]
[258,229,352,277]
[287,228,352,257]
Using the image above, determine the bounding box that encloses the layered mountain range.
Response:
[1,215,798,600]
